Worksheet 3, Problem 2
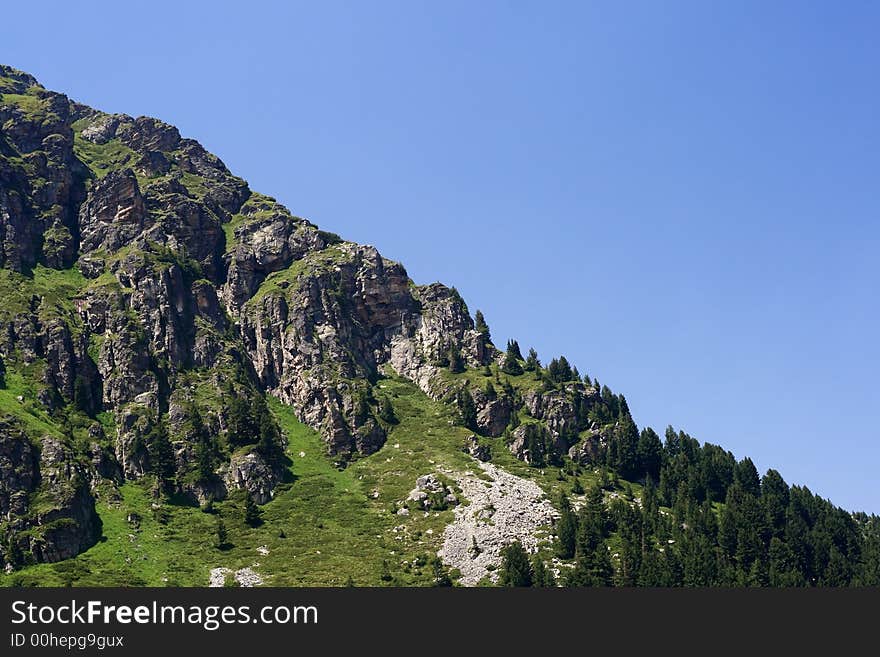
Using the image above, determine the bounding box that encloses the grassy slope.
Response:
[3,375,533,586]
[1,368,649,587]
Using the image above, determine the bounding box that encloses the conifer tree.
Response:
[457,387,478,431]
[499,541,533,586]
[555,493,578,559]
[226,395,254,448]
[256,402,281,465]
[379,396,398,424]
[637,427,663,482]
[146,419,174,491]
[532,557,555,587]
[244,492,262,527]
[484,380,497,399]
[501,340,523,376]
[475,310,491,343]
[524,348,539,371]
[215,518,228,550]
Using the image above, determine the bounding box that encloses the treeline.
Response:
[464,318,880,586]
[499,422,880,587]
[498,468,880,586]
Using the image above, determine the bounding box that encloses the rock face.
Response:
[0,65,501,566]
[0,420,101,566]
[0,64,598,569]
[78,169,145,253]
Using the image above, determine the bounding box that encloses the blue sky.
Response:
[4,1,878,512]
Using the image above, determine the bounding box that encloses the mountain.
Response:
[0,65,877,587]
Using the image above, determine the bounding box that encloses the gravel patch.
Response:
[209,566,264,587]
[437,461,557,586]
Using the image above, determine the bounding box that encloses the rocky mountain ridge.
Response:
[0,65,557,567]
[4,66,874,589]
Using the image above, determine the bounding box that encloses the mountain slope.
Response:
[0,65,877,587]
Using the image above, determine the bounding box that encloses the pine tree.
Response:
[354,388,371,423]
[456,387,478,431]
[499,541,533,586]
[255,401,281,465]
[431,557,453,587]
[379,396,398,424]
[555,493,578,559]
[244,492,262,527]
[572,477,584,495]
[226,395,255,448]
[195,437,214,482]
[557,356,573,382]
[146,419,174,492]
[734,457,761,497]
[532,557,555,587]
[484,380,497,399]
[525,425,545,467]
[524,348,539,371]
[501,341,523,376]
[475,310,491,344]
[610,409,640,480]
[215,518,228,550]
[637,427,663,481]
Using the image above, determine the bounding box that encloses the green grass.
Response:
[0,370,65,439]
[0,377,489,587]
[221,213,248,253]
[0,78,21,94]
[32,263,86,301]
[178,171,208,198]
[73,133,138,179]
[1,89,53,121]
[245,245,352,305]
[0,336,637,587]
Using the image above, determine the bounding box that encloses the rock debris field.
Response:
[438,461,557,586]
[209,566,264,587]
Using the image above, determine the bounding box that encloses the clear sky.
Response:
[4,1,878,512]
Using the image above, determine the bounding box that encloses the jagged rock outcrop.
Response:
[0,64,497,565]
[464,434,491,462]
[0,420,39,521]
[0,420,100,566]
[568,428,604,465]
[78,169,146,253]
[27,436,101,563]
[472,387,513,437]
